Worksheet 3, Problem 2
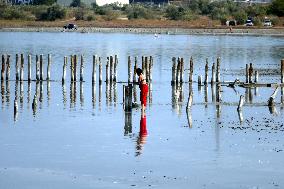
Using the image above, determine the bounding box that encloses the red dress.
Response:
[140,83,148,106]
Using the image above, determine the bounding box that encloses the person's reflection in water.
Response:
[135,110,148,157]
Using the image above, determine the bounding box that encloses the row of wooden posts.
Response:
[1,54,154,85]
[172,57,284,85]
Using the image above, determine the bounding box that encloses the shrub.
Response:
[86,14,95,21]
[269,0,284,16]
[102,10,120,21]
[74,8,85,20]
[233,10,247,25]
[165,5,183,20]
[38,5,66,21]
[126,4,156,20]
[182,10,199,21]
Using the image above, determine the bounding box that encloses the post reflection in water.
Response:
[1,80,4,108]
[211,84,215,103]
[39,81,43,109]
[113,82,117,106]
[136,111,147,157]
[148,83,152,106]
[6,80,10,105]
[99,84,102,110]
[19,81,24,109]
[70,82,76,109]
[92,82,96,109]
[80,81,84,108]
[105,82,109,106]
[215,84,221,118]
[124,112,132,135]
[109,82,113,106]
[62,82,67,108]
[47,81,51,107]
[204,84,208,108]
[27,82,31,109]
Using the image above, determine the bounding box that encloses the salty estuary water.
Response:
[0,32,284,189]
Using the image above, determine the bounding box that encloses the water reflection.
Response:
[92,82,96,109]
[204,85,208,108]
[1,80,4,108]
[27,82,31,109]
[80,82,84,108]
[70,82,76,109]
[135,111,147,157]
[171,83,184,115]
[47,81,51,106]
[62,82,67,108]
[124,112,132,135]
[19,82,24,109]
[5,80,10,105]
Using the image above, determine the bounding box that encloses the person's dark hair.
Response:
[136,68,142,76]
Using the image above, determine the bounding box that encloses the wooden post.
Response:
[74,55,78,81]
[171,57,176,85]
[28,54,31,81]
[92,55,97,83]
[99,57,102,84]
[145,56,149,82]
[216,57,220,82]
[124,84,133,112]
[249,63,253,83]
[40,54,43,80]
[186,91,193,109]
[80,55,84,82]
[47,54,51,80]
[70,55,74,82]
[204,58,208,85]
[268,87,278,107]
[128,56,132,83]
[14,98,18,119]
[1,55,5,81]
[142,56,145,75]
[133,56,138,83]
[106,57,109,83]
[254,70,258,83]
[149,56,153,82]
[36,55,40,81]
[62,56,67,83]
[20,54,24,81]
[176,57,181,83]
[15,54,19,80]
[5,55,10,80]
[114,55,118,82]
[110,56,113,82]
[211,63,215,84]
[237,95,245,111]
[281,59,284,83]
[180,58,184,83]
[189,56,193,83]
[245,64,249,83]
[198,75,202,86]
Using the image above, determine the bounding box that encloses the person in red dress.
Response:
[136,68,148,113]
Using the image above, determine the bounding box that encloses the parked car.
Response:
[63,23,77,30]
[263,19,272,27]
[245,19,253,26]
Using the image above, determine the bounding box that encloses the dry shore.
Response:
[1,27,284,36]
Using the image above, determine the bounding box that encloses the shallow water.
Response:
[0,32,284,189]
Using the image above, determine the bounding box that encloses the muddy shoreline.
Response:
[1,27,284,36]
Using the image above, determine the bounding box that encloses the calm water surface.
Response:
[0,32,284,189]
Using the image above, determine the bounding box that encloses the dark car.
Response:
[63,23,77,30]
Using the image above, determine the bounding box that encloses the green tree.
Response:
[165,5,183,20]
[269,0,284,16]
[38,5,66,21]
[233,10,247,25]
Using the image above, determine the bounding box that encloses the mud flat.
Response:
[1,27,284,36]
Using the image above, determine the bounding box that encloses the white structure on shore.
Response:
[95,0,129,6]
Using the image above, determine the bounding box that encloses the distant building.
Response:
[95,0,129,6]
[4,0,33,4]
